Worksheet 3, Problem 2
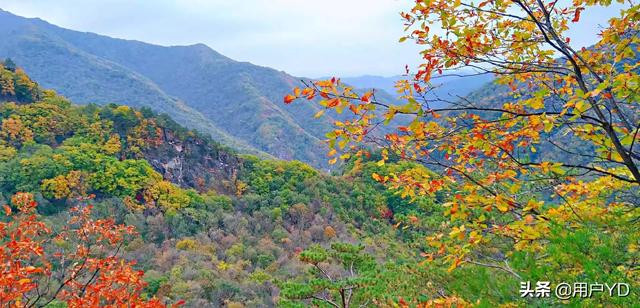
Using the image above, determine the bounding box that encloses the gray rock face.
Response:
[143,128,242,194]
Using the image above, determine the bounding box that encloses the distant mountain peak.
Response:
[0,9,496,168]
[0,9,341,168]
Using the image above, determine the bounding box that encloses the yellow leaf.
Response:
[530,98,544,109]
[543,119,554,133]
[590,87,602,97]
[574,100,588,113]
[495,195,510,212]
[447,258,463,272]
[18,278,31,285]
[372,173,382,181]
[509,183,521,194]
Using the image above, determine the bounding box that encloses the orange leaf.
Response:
[284,94,296,104]
[327,98,340,108]
[349,104,359,114]
[361,92,373,102]
[3,205,11,216]
[302,88,316,99]
[372,173,382,182]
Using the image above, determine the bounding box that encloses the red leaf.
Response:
[302,88,316,99]
[361,92,373,102]
[284,94,296,104]
[327,98,340,108]
[572,7,584,22]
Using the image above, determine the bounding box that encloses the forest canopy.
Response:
[0,0,638,306]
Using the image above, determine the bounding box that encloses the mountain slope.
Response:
[0,9,337,167]
[0,10,261,155]
[340,73,494,108]
[0,64,430,307]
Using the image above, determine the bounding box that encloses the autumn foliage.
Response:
[286,0,639,305]
[0,193,171,307]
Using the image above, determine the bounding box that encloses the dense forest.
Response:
[1,0,639,307]
[0,62,485,307]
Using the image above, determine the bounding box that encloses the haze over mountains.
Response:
[340,74,493,109]
[0,9,337,165]
[0,9,493,168]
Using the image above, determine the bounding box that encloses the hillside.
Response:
[340,73,494,109]
[0,61,466,307]
[0,9,340,168]
[0,9,481,169]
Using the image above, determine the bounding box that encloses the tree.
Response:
[0,192,179,307]
[143,180,193,214]
[3,58,16,72]
[41,170,89,199]
[13,69,39,103]
[280,243,376,308]
[0,116,33,146]
[0,65,15,97]
[286,0,639,305]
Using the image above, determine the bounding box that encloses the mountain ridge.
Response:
[340,73,494,108]
[0,9,494,169]
[0,9,264,154]
[0,9,337,166]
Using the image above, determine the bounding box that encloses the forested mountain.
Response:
[8,60,628,307]
[2,0,637,305]
[0,9,341,167]
[0,61,474,307]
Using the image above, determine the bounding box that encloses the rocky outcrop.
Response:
[143,128,242,194]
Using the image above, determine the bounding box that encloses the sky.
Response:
[0,0,628,78]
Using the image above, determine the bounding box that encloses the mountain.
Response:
[0,9,341,168]
[0,64,432,307]
[338,75,405,95]
[0,9,493,169]
[341,72,494,108]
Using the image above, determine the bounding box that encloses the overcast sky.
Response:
[0,0,628,78]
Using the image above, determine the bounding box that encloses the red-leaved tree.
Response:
[0,192,179,307]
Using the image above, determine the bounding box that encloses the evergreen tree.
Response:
[3,58,16,72]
